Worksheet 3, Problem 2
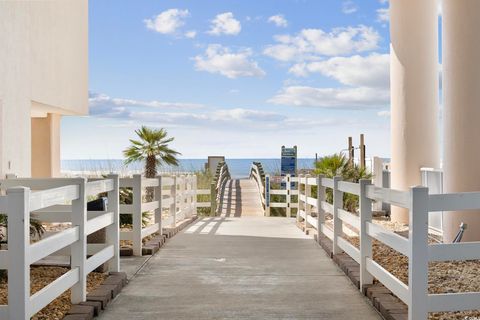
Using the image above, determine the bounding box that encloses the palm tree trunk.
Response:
[145,155,157,201]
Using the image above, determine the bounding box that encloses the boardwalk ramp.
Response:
[218,179,264,217]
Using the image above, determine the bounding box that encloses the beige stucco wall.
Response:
[442,0,480,242]
[389,0,440,223]
[32,114,61,178]
[0,0,88,178]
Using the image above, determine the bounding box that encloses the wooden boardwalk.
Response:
[218,179,264,217]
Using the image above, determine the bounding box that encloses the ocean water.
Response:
[61,159,316,178]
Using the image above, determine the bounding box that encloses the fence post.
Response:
[7,187,30,319]
[408,186,429,320]
[132,174,143,256]
[171,175,177,227]
[265,175,271,216]
[316,174,325,244]
[71,177,87,303]
[359,179,373,290]
[296,174,303,224]
[155,175,163,236]
[106,174,120,272]
[332,176,343,255]
[179,175,185,219]
[286,174,291,218]
[304,174,312,232]
[193,175,198,216]
[210,182,216,217]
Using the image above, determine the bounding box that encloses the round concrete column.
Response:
[389,0,440,223]
[443,0,480,242]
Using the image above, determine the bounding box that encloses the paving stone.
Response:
[87,288,112,309]
[67,304,94,319]
[99,284,121,298]
[63,315,91,320]
[142,245,159,255]
[109,272,128,286]
[79,301,102,316]
[120,247,133,256]
[103,276,124,288]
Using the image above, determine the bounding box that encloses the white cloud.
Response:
[268,86,389,109]
[342,1,358,14]
[89,92,203,118]
[377,8,389,22]
[193,44,265,79]
[289,53,390,88]
[144,9,190,35]
[263,25,380,61]
[377,110,391,117]
[185,30,197,38]
[268,15,288,27]
[208,12,241,36]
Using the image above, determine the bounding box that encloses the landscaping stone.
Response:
[63,315,91,320]
[67,304,94,319]
[79,301,102,317]
[120,247,133,256]
[86,288,111,309]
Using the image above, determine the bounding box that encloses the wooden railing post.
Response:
[71,177,87,303]
[171,175,177,226]
[304,174,312,232]
[155,176,163,236]
[332,176,343,255]
[265,175,270,217]
[316,174,325,244]
[359,179,373,290]
[106,174,120,272]
[286,174,291,217]
[408,186,429,320]
[7,187,30,319]
[210,182,216,216]
[132,174,143,256]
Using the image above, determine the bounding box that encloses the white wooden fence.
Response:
[119,174,198,256]
[0,176,120,319]
[296,174,480,319]
[259,173,299,217]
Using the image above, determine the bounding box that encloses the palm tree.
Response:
[123,126,181,178]
[314,153,372,212]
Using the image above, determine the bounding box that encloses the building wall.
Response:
[32,114,61,178]
[0,0,88,178]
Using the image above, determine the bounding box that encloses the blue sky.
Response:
[61,0,391,159]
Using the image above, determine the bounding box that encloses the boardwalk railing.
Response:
[297,174,480,320]
[211,162,230,215]
[0,176,120,319]
[119,174,197,256]
[249,162,266,211]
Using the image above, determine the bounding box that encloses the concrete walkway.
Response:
[219,179,264,217]
[98,217,381,319]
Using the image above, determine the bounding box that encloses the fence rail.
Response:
[295,173,480,319]
[262,174,299,217]
[0,175,120,319]
[0,171,206,319]
[119,174,197,256]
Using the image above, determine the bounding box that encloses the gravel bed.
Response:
[343,219,480,320]
[0,267,107,320]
